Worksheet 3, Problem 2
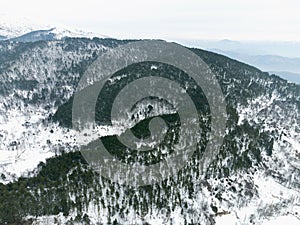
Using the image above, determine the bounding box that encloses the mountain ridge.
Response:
[0,37,298,225]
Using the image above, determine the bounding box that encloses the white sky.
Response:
[1,0,299,41]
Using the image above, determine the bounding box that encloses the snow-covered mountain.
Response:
[10,27,108,42]
[0,35,299,225]
[0,14,42,39]
[0,14,106,41]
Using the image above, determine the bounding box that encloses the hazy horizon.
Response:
[1,0,300,42]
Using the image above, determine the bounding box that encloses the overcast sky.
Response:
[1,0,299,41]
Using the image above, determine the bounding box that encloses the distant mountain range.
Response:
[180,39,300,58]
[209,49,300,84]
[269,71,300,84]
[175,39,300,84]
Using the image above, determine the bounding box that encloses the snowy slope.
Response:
[0,39,110,183]
[0,107,78,183]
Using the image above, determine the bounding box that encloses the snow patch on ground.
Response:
[261,215,300,225]
[0,107,78,183]
[215,213,238,225]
